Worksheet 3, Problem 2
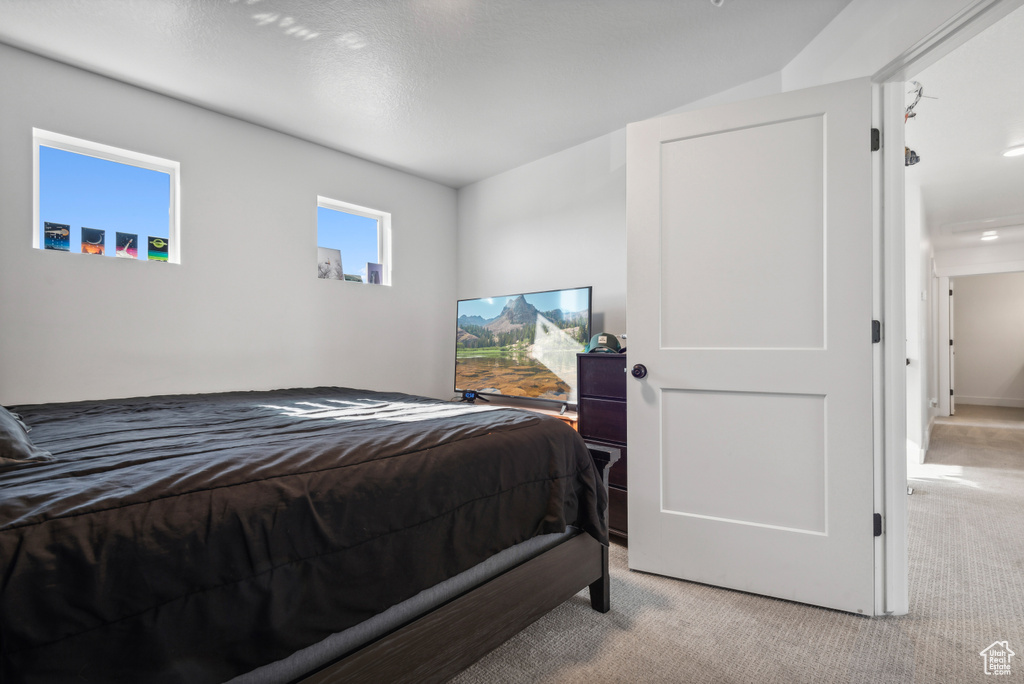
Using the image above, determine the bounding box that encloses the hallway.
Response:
[924,404,1024,470]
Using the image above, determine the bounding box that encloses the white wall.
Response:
[934,241,1024,276]
[905,178,926,458]
[905,178,940,460]
[456,130,627,337]
[454,74,784,342]
[930,267,942,422]
[930,241,1024,416]
[660,72,784,117]
[922,240,937,435]
[781,0,1024,89]
[951,272,1024,407]
[455,0,990,346]
[0,44,458,405]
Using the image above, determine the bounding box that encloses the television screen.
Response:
[455,286,592,404]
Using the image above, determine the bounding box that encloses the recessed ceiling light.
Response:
[1004,145,1024,158]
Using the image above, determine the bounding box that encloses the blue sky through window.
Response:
[317,206,379,280]
[38,146,171,259]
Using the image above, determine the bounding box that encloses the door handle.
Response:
[631,364,648,379]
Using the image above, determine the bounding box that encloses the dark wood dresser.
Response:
[577,352,627,537]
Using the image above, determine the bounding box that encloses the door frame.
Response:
[873,0,1024,616]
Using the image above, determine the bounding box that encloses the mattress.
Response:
[0,387,606,684]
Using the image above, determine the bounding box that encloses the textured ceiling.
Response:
[0,0,852,188]
[907,4,1024,251]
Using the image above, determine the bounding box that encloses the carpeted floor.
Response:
[450,405,1024,683]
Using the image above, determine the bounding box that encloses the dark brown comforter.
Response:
[0,387,606,684]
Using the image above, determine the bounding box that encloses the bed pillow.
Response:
[1,406,53,467]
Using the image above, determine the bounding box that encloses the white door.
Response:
[626,78,877,614]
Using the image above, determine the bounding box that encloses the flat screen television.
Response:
[455,286,592,405]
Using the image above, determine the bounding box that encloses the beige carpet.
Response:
[450,405,1024,683]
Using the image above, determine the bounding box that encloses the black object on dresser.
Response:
[577,352,627,537]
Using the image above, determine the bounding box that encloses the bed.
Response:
[0,387,608,684]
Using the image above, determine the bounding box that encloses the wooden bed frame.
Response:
[297,533,608,684]
[296,451,616,684]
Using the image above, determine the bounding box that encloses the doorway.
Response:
[902,1,1024,462]
[948,272,1024,411]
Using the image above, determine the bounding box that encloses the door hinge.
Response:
[871,128,881,151]
[950,339,954,346]
[873,513,883,537]
[951,389,955,396]
[872,320,881,343]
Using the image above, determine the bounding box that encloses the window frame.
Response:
[316,195,392,286]
[32,128,181,264]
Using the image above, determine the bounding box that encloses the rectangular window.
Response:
[316,196,390,285]
[33,129,180,263]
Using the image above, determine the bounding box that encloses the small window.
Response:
[33,129,180,263]
[317,197,390,285]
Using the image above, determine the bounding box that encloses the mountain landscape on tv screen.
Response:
[456,294,589,401]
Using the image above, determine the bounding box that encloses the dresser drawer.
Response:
[578,354,626,400]
[579,397,626,444]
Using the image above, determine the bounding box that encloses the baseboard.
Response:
[956,396,1024,409]
[906,439,925,466]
